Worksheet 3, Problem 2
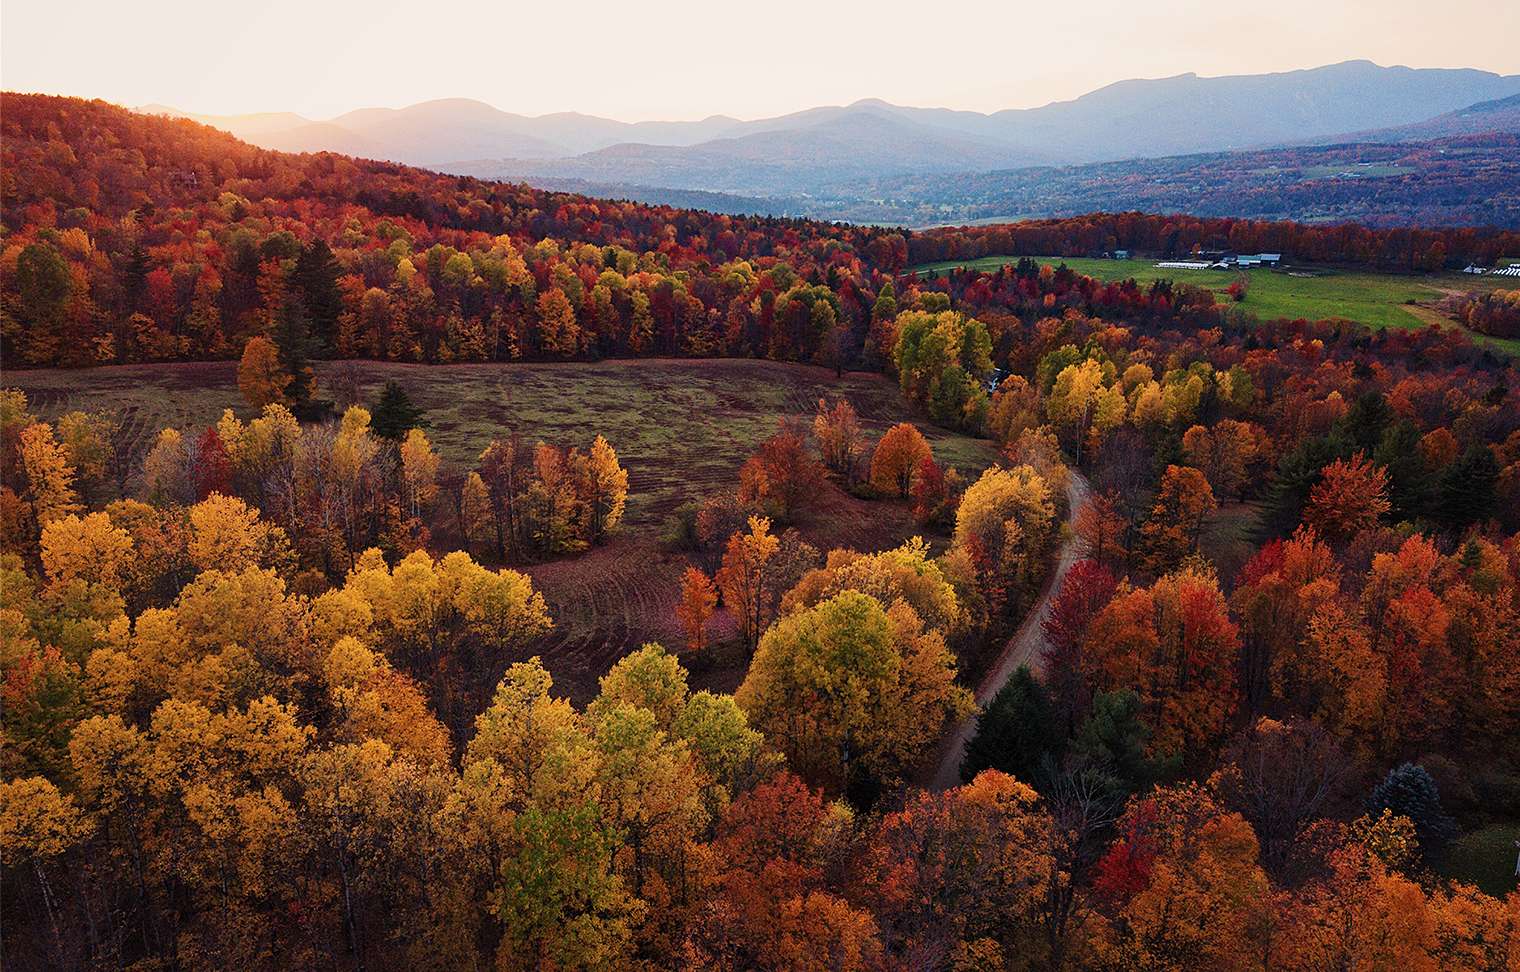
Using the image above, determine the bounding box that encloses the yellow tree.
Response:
[399,427,441,520]
[715,516,780,653]
[460,471,491,551]
[572,434,628,544]
[187,492,276,573]
[736,590,971,793]
[1181,420,1269,501]
[953,464,1055,611]
[870,422,931,498]
[18,422,81,527]
[780,538,970,643]
[536,286,582,357]
[55,410,114,489]
[1046,359,1125,464]
[237,335,290,409]
[40,511,134,592]
[141,427,193,506]
[0,776,92,961]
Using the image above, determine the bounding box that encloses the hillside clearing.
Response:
[912,255,1520,353]
[6,357,1000,702]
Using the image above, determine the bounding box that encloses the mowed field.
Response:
[913,254,1520,354]
[7,357,1001,701]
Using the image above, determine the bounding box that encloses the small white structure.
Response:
[1492,264,1520,278]
[1155,260,1213,270]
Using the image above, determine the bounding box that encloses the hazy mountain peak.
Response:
[142,60,1520,195]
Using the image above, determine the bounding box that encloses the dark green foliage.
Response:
[272,295,319,409]
[1435,445,1498,529]
[1333,390,1392,455]
[371,380,427,440]
[292,240,343,346]
[960,666,1063,785]
[1374,420,1432,520]
[1366,762,1458,848]
[1261,435,1335,539]
[15,242,73,325]
[1069,690,1178,799]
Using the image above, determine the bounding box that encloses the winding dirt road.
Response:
[922,470,1092,791]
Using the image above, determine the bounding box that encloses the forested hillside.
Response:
[4,94,1520,373]
[3,94,1520,971]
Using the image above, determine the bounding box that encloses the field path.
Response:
[922,470,1091,791]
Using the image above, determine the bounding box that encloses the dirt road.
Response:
[923,470,1092,791]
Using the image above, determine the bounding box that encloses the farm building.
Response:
[1236,253,1282,268]
[1492,264,1520,278]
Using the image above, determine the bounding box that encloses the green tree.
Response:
[370,381,427,440]
[960,665,1062,785]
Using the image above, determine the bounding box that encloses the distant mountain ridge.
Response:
[1305,92,1520,144]
[142,60,1520,202]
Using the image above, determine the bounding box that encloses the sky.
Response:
[4,0,1520,122]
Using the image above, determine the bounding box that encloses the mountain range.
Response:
[142,59,1520,225]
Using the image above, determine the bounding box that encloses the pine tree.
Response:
[370,381,426,440]
[292,240,343,347]
[1365,763,1457,850]
[960,665,1061,785]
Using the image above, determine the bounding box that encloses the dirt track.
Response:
[922,469,1092,791]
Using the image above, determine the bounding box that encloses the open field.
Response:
[6,357,998,532]
[912,255,1520,354]
[1438,823,1520,897]
[6,357,1000,702]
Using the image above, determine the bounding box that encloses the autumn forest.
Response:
[2,92,1520,972]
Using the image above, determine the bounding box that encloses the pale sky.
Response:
[4,0,1519,121]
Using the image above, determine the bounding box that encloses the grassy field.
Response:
[6,358,1001,702]
[7,357,998,533]
[912,254,1520,354]
[1438,823,1520,897]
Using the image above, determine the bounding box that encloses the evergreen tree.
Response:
[292,240,343,347]
[1436,445,1498,529]
[960,665,1062,785]
[1332,390,1392,455]
[1069,690,1178,799]
[1261,435,1335,539]
[1366,763,1457,849]
[272,295,319,409]
[1374,420,1432,520]
[371,381,426,440]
